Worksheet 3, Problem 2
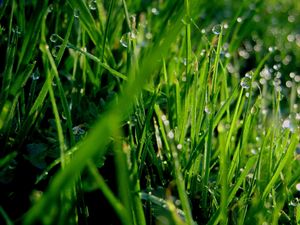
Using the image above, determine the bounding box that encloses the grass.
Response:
[0,0,300,224]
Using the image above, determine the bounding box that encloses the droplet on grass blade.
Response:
[212,24,222,35]
[47,4,53,13]
[296,183,300,191]
[31,69,40,80]
[51,45,60,58]
[120,33,129,48]
[167,131,174,139]
[49,34,58,43]
[74,9,80,18]
[151,8,159,15]
[88,0,97,10]
[240,74,252,89]
[176,144,182,150]
[237,17,243,23]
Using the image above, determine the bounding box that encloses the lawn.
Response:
[0,0,300,224]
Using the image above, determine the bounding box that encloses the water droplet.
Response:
[62,112,67,120]
[245,92,250,98]
[176,144,182,150]
[212,24,222,35]
[12,26,21,36]
[245,71,253,79]
[161,115,167,121]
[290,72,296,78]
[201,29,206,34]
[268,46,276,52]
[251,149,257,155]
[251,106,257,114]
[49,34,58,43]
[88,0,97,10]
[51,45,60,58]
[237,17,243,23]
[286,80,293,88]
[272,64,281,71]
[200,49,206,56]
[282,119,294,131]
[151,8,159,15]
[204,105,211,114]
[167,131,174,139]
[175,199,181,206]
[47,4,53,13]
[145,32,153,40]
[73,126,86,135]
[296,183,300,191]
[120,33,129,48]
[163,120,170,126]
[240,76,251,89]
[74,9,80,18]
[225,52,231,58]
[31,69,40,80]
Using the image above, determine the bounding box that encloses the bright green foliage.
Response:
[0,0,300,225]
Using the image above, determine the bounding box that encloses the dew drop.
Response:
[49,34,58,43]
[282,119,293,131]
[31,69,40,80]
[145,32,153,40]
[51,45,60,58]
[268,46,276,52]
[74,9,80,18]
[120,33,129,48]
[62,112,67,120]
[237,17,243,23]
[212,24,222,35]
[176,144,182,150]
[163,120,170,126]
[204,105,211,114]
[294,75,300,83]
[88,0,97,10]
[240,76,251,89]
[251,106,257,114]
[161,115,167,122]
[175,199,181,206]
[286,80,293,88]
[47,4,53,13]
[289,72,296,78]
[167,131,174,139]
[151,8,159,15]
[12,26,21,36]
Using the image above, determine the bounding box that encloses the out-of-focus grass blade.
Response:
[262,133,299,199]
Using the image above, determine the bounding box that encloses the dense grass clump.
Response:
[0,0,300,224]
